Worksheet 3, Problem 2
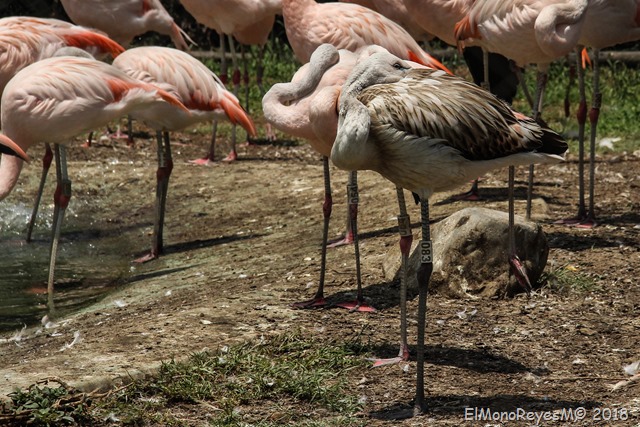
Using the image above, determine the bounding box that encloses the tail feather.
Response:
[170,22,196,51]
[408,50,453,75]
[454,16,481,51]
[218,95,257,137]
[63,31,125,58]
[107,78,189,113]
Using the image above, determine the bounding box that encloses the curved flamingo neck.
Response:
[0,154,24,201]
[535,0,589,59]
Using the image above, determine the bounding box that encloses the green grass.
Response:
[0,332,370,426]
[540,264,601,294]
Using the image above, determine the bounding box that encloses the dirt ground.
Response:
[0,120,639,426]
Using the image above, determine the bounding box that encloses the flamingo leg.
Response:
[292,156,332,309]
[508,166,532,293]
[335,171,375,312]
[373,186,412,367]
[556,48,588,225]
[47,144,72,312]
[326,190,355,248]
[26,143,54,243]
[526,69,548,221]
[222,36,240,163]
[257,45,276,142]
[191,32,226,166]
[413,197,432,416]
[577,48,600,229]
[135,131,173,263]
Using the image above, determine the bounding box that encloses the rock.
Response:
[382,207,549,298]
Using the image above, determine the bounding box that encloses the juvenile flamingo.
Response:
[332,50,567,415]
[112,46,256,262]
[0,56,187,310]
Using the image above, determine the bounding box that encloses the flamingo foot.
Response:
[81,140,92,148]
[291,297,327,309]
[240,139,257,147]
[450,188,482,201]
[575,217,598,229]
[133,251,159,264]
[222,150,238,163]
[372,347,410,367]
[554,216,584,225]
[510,254,532,294]
[188,157,216,166]
[335,300,376,313]
[327,232,354,248]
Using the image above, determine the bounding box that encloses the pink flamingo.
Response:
[338,0,432,43]
[112,46,256,262]
[281,0,450,73]
[0,55,187,310]
[455,0,589,219]
[263,45,368,311]
[264,45,429,365]
[179,0,282,164]
[558,0,640,228]
[59,0,194,50]
[59,0,195,147]
[332,49,567,416]
[0,17,125,243]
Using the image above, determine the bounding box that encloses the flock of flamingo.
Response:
[0,0,638,417]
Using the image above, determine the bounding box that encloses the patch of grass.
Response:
[94,332,369,426]
[540,264,600,294]
[1,379,92,426]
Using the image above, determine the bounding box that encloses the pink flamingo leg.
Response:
[373,187,412,367]
[47,144,72,312]
[292,156,332,309]
[577,49,600,229]
[335,171,376,312]
[135,131,173,263]
[26,143,54,242]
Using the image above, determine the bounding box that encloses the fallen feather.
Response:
[60,331,82,352]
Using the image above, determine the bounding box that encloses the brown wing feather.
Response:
[359,69,565,161]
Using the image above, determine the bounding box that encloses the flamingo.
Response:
[112,46,256,262]
[331,50,567,414]
[0,18,126,242]
[263,45,378,312]
[59,0,194,50]
[264,44,430,360]
[0,56,188,311]
[404,0,520,200]
[179,0,282,164]
[338,0,432,43]
[280,0,450,74]
[454,0,589,218]
[59,0,196,147]
[558,0,640,228]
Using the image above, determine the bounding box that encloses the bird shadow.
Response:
[373,343,548,375]
[136,232,265,259]
[370,394,601,421]
[546,227,636,252]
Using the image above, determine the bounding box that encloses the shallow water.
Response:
[0,201,134,333]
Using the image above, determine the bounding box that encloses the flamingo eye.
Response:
[393,62,403,70]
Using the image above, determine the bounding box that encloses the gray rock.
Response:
[382,207,549,298]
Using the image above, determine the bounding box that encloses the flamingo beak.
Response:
[0,134,30,162]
